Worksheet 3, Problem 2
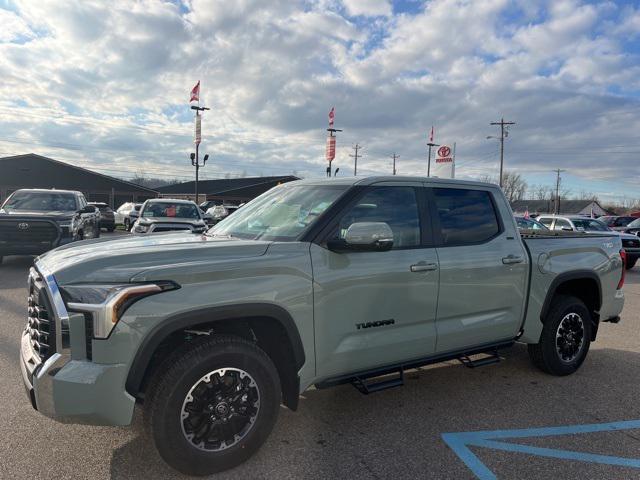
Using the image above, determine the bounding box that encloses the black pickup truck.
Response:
[0,189,100,264]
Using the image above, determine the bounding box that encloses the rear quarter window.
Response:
[433,188,501,245]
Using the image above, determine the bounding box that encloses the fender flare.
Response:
[125,303,305,397]
[540,270,602,321]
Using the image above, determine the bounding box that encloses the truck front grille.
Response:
[0,220,59,243]
[26,270,56,362]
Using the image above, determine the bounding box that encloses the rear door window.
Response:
[553,218,572,231]
[432,188,500,245]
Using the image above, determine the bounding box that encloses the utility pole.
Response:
[390,153,399,175]
[554,168,566,215]
[490,117,515,188]
[191,105,210,203]
[350,144,362,176]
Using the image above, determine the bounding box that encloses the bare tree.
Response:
[501,171,528,203]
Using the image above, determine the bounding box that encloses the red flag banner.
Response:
[190,80,200,102]
[194,114,201,145]
[326,135,336,162]
[328,107,335,127]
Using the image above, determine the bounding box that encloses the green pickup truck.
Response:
[20,177,625,475]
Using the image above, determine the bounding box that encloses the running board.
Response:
[351,369,404,395]
[458,349,501,368]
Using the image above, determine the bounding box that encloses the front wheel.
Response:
[528,295,592,376]
[144,335,282,476]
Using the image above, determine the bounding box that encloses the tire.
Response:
[107,226,115,232]
[144,335,281,476]
[528,295,592,376]
[124,219,130,231]
[625,258,637,270]
[95,224,101,238]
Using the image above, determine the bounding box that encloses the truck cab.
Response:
[20,177,625,475]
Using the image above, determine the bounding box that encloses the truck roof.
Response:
[14,188,81,195]
[289,176,496,189]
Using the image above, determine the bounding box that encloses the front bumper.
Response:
[19,263,135,426]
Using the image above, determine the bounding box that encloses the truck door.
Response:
[429,186,528,353]
[311,184,439,378]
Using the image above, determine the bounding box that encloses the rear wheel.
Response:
[625,257,637,270]
[144,335,281,476]
[124,218,130,231]
[528,295,592,376]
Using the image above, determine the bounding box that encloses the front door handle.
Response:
[502,255,524,265]
[410,262,438,272]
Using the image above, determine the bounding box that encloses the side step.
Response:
[351,369,404,395]
[458,349,501,368]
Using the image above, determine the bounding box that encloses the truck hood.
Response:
[36,232,272,284]
[0,209,75,220]
[138,217,203,224]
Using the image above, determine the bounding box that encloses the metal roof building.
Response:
[511,199,611,217]
[0,154,158,207]
[156,175,299,204]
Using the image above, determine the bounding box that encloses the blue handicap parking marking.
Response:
[442,420,640,480]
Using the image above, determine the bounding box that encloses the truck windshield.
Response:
[572,219,609,231]
[142,202,200,219]
[1,191,78,212]
[209,184,347,241]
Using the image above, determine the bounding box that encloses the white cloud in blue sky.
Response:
[0,0,638,202]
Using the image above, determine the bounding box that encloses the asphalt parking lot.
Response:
[1,232,639,479]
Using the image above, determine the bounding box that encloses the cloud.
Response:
[342,0,392,17]
[0,0,637,202]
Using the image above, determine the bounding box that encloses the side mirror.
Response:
[78,205,96,214]
[328,222,394,252]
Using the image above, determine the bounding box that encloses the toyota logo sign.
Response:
[17,223,29,230]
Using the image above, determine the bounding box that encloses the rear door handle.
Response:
[502,255,524,265]
[410,262,438,272]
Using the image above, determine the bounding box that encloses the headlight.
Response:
[134,222,149,233]
[61,281,179,338]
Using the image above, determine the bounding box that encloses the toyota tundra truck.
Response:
[20,177,625,475]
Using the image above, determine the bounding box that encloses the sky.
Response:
[0,0,639,203]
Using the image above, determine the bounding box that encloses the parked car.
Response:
[599,215,636,231]
[200,200,220,211]
[116,202,143,231]
[21,177,625,475]
[537,215,640,269]
[622,217,640,236]
[88,202,116,232]
[514,216,548,231]
[0,188,100,264]
[132,199,207,234]
[206,204,241,224]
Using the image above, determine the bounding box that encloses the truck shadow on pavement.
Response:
[108,341,640,479]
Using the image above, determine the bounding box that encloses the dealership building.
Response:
[156,175,299,204]
[0,154,158,207]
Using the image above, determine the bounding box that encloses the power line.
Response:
[490,118,515,188]
[349,143,363,176]
[390,153,399,175]
[554,168,567,215]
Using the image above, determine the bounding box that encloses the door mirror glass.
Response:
[329,222,394,252]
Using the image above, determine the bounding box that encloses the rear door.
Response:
[311,183,439,378]
[429,185,529,353]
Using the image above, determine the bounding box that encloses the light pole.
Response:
[191,105,210,203]
[427,142,439,177]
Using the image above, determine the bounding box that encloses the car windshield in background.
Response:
[627,218,640,228]
[1,191,77,212]
[142,202,200,219]
[572,219,608,231]
[209,185,347,241]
